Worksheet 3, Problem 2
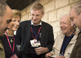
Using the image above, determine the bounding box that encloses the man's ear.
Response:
[80,10,81,15]
[0,17,2,21]
[42,13,44,17]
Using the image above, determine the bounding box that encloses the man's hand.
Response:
[35,47,49,55]
[45,52,53,58]
[10,54,18,58]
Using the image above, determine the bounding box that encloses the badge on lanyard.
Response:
[31,26,41,47]
[5,31,15,55]
[30,39,41,47]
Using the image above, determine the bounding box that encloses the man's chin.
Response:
[62,32,66,34]
[33,22,38,25]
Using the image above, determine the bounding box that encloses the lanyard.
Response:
[61,30,75,56]
[31,26,41,39]
[5,31,15,55]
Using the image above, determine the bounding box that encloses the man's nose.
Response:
[33,16,37,19]
[60,23,64,28]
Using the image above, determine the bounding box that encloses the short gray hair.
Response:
[0,1,7,17]
[60,14,71,22]
[73,2,81,15]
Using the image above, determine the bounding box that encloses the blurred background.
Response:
[0,0,81,39]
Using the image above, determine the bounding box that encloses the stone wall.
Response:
[21,0,81,39]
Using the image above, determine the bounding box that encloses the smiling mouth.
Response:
[34,20,37,21]
[61,28,66,30]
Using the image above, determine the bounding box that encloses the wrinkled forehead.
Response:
[70,8,76,16]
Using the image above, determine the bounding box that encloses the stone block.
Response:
[26,4,32,13]
[57,6,70,20]
[49,10,57,22]
[56,0,69,8]
[21,8,27,16]
[22,14,29,21]
[44,0,55,12]
[21,17,23,21]
[50,21,60,33]
[69,0,79,3]
[39,0,49,5]
[54,32,58,39]
[42,13,49,22]
[28,13,31,20]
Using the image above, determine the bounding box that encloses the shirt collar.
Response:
[31,20,42,26]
